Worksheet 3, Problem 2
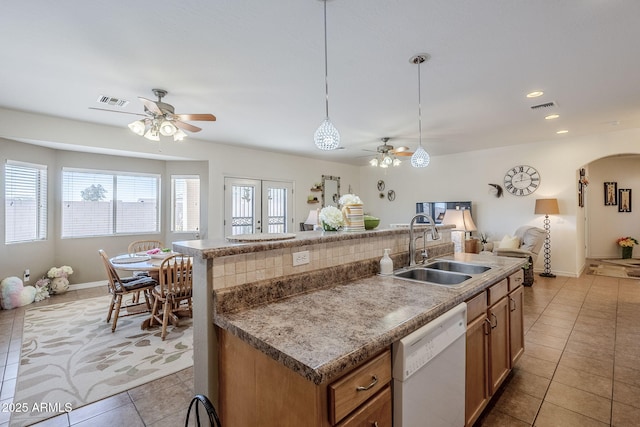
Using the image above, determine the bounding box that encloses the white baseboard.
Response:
[68,280,106,290]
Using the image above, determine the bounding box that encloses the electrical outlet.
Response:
[293,250,310,266]
[24,269,30,283]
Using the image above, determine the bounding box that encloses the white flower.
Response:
[319,206,344,229]
[47,265,74,279]
[339,194,362,206]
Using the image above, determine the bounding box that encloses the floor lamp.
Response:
[534,198,560,278]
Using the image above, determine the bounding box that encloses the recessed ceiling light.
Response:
[526,91,544,98]
[545,114,560,120]
[556,130,568,134]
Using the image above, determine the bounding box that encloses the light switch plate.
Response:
[293,250,310,266]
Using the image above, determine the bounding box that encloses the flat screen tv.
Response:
[416,201,472,224]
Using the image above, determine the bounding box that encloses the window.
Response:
[5,160,48,243]
[62,168,160,238]
[171,175,200,232]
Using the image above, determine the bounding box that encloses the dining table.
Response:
[109,252,191,330]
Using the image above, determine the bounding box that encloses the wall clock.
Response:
[503,165,540,196]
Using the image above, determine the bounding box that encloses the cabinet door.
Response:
[489,296,510,394]
[465,314,490,427]
[509,285,525,365]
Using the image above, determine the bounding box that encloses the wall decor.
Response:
[604,182,617,205]
[618,188,631,212]
[387,190,396,201]
[377,180,385,191]
[488,183,503,198]
[577,168,587,208]
[503,165,540,196]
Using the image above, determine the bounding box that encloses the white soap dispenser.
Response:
[380,248,393,275]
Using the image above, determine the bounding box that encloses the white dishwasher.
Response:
[392,302,467,426]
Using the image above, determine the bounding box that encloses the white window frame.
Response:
[61,167,161,238]
[4,160,48,244]
[171,175,200,232]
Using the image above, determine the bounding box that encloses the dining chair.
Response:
[128,239,164,254]
[98,249,157,332]
[150,254,193,340]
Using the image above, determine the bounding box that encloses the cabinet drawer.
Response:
[508,270,524,291]
[466,291,487,323]
[487,279,508,306]
[329,350,392,425]
[336,385,392,427]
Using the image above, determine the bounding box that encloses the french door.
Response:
[224,177,293,236]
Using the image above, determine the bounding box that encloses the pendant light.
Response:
[410,54,431,168]
[314,0,340,150]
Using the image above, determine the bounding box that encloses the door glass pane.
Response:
[266,187,287,233]
[231,184,255,235]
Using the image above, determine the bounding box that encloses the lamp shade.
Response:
[462,210,477,232]
[442,209,477,232]
[534,198,559,215]
[304,209,319,226]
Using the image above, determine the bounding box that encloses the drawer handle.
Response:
[484,318,491,335]
[356,375,378,391]
[373,422,379,427]
[490,313,498,329]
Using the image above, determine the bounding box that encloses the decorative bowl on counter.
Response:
[364,215,380,230]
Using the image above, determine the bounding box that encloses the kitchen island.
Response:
[173,228,526,426]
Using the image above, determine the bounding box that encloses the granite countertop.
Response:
[215,253,526,385]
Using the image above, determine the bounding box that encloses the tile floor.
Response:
[1,266,639,426]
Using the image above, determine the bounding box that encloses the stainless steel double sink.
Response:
[393,260,491,287]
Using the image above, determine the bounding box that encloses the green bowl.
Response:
[364,216,380,230]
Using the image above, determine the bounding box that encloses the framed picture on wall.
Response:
[619,188,632,212]
[604,182,617,205]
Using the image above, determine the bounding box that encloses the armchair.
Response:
[487,226,545,286]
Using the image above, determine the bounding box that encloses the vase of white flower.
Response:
[319,206,344,231]
[47,265,73,294]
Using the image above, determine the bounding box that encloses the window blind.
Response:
[5,160,48,243]
[171,175,200,232]
[62,168,160,238]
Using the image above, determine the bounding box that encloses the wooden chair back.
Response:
[128,239,164,254]
[98,249,126,293]
[158,254,193,300]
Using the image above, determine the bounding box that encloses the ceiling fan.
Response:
[90,88,216,141]
[367,137,414,168]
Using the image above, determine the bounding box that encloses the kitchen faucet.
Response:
[409,214,440,266]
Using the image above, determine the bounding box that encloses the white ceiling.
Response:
[2,1,640,165]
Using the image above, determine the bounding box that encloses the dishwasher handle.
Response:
[356,375,378,391]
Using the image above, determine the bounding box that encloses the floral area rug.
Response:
[588,258,640,279]
[10,295,193,426]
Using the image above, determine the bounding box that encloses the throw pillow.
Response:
[499,235,520,250]
[1,276,36,310]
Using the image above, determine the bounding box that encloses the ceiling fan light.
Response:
[410,146,430,168]
[314,118,340,150]
[159,120,177,136]
[173,129,187,141]
[128,120,146,136]
[144,127,160,141]
[393,158,402,167]
[382,155,393,166]
[369,158,379,167]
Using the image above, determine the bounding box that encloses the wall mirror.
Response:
[321,175,340,207]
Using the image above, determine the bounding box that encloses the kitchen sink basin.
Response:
[424,260,491,275]
[394,268,472,285]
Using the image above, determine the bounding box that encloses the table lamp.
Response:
[534,198,560,277]
[443,209,477,252]
[304,209,319,230]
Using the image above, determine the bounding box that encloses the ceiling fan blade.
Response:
[174,120,202,133]
[174,113,216,122]
[88,107,148,117]
[138,97,163,115]
[394,151,414,157]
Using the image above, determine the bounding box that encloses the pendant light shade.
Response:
[410,53,431,168]
[411,145,430,167]
[314,118,340,150]
[314,0,340,150]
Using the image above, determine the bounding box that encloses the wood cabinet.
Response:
[465,271,524,427]
[219,329,391,427]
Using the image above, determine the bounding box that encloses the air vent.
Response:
[530,101,557,110]
[96,95,130,108]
